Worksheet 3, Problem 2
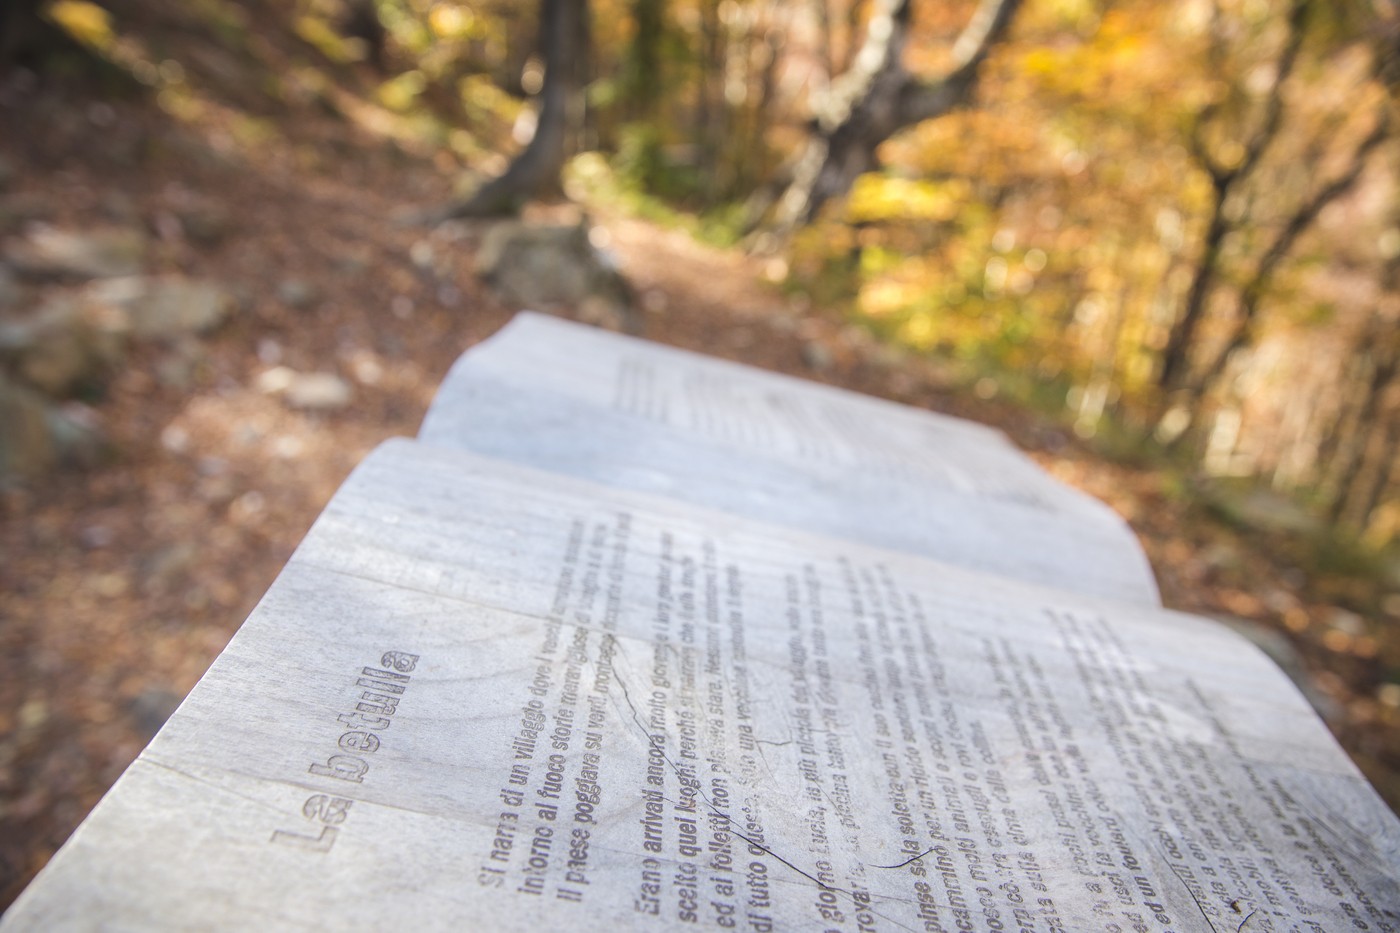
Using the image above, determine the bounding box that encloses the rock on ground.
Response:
[87,276,235,340]
[0,375,105,478]
[4,226,147,280]
[475,220,636,331]
[254,366,353,411]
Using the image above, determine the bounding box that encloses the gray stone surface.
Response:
[255,366,353,411]
[0,374,55,476]
[421,313,1161,604]
[175,201,232,245]
[87,276,235,339]
[0,375,105,478]
[0,294,124,397]
[277,278,319,309]
[0,276,231,406]
[1209,485,1323,537]
[283,372,352,411]
[0,264,22,310]
[476,221,634,330]
[6,437,1399,930]
[6,316,1398,930]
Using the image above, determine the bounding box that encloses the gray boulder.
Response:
[5,225,147,280]
[88,276,235,339]
[0,294,125,397]
[1206,485,1322,537]
[0,265,21,310]
[475,220,636,331]
[0,374,106,479]
[0,276,234,399]
[254,366,353,411]
[0,375,53,476]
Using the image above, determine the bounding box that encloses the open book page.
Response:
[418,313,1160,605]
[7,439,1395,931]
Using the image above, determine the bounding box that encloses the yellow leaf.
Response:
[46,0,114,50]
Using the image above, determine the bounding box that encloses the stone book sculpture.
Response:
[4,312,1397,931]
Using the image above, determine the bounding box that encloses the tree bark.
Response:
[766,0,1023,236]
[420,0,588,223]
[0,0,42,67]
[1196,114,1389,398]
[340,0,387,72]
[1,0,96,70]
[1156,0,1308,397]
[694,0,725,200]
[626,0,665,121]
[1328,280,1400,526]
[1157,178,1229,395]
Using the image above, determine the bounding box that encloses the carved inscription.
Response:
[271,650,420,852]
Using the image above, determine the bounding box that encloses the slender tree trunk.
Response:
[627,0,665,121]
[1157,180,1229,394]
[1316,354,1372,490]
[419,0,588,223]
[1353,419,1400,531]
[815,0,834,81]
[0,0,40,67]
[1155,0,1307,400]
[1336,408,1400,531]
[695,0,725,201]
[1192,115,1389,398]
[1,0,95,70]
[1328,314,1400,523]
[341,0,387,72]
[736,24,784,193]
[843,0,866,73]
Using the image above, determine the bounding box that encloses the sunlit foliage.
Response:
[35,0,1400,542]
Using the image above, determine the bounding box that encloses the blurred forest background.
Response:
[4,0,1400,909]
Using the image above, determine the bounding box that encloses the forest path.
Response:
[1,65,1396,913]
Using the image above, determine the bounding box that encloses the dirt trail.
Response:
[3,65,1399,912]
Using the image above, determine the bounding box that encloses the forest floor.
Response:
[3,23,1400,911]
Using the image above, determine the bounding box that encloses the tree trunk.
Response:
[1336,405,1400,531]
[814,0,834,81]
[626,0,665,121]
[1193,114,1389,398]
[766,0,1023,236]
[0,0,42,67]
[695,0,725,201]
[1316,352,1373,491]
[842,0,866,73]
[420,0,588,223]
[1328,313,1400,524]
[1352,418,1400,533]
[1157,179,1228,394]
[340,0,387,72]
[1,0,99,71]
[1155,0,1307,400]
[734,24,784,194]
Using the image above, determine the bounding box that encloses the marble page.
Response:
[6,440,1395,931]
[418,313,1160,605]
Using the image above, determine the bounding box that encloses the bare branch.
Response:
[897,0,1024,125]
[950,0,1025,76]
[411,0,586,225]
[766,0,1024,234]
[1196,110,1391,393]
[1185,0,1307,189]
[1187,108,1235,192]
[1252,111,1389,290]
[1235,0,1309,179]
[817,0,911,132]
[1163,0,1316,394]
